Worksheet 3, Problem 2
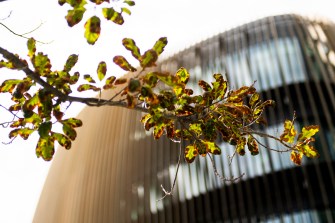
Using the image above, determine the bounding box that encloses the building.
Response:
[33,14,335,222]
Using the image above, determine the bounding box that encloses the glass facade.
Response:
[34,14,335,222]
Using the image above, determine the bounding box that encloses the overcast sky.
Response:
[1,0,335,222]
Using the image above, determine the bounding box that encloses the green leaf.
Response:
[189,123,202,136]
[280,120,297,143]
[297,125,319,141]
[0,79,23,93]
[69,72,80,84]
[83,74,96,83]
[153,122,165,139]
[122,38,141,60]
[121,7,131,15]
[62,123,77,140]
[185,144,198,163]
[27,38,36,58]
[77,84,100,92]
[65,8,86,27]
[0,60,16,69]
[97,61,107,81]
[202,140,221,155]
[123,0,135,6]
[9,128,35,140]
[176,67,189,85]
[155,72,179,87]
[103,76,116,90]
[64,54,79,72]
[62,118,83,128]
[102,8,124,25]
[51,132,71,150]
[142,72,158,88]
[36,136,55,161]
[22,93,39,115]
[140,49,158,68]
[32,53,52,76]
[38,91,52,119]
[38,122,52,138]
[84,16,101,45]
[113,56,136,72]
[128,78,141,92]
[152,37,167,56]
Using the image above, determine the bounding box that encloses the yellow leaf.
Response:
[184,144,198,163]
[298,125,319,141]
[290,151,303,165]
[280,120,297,143]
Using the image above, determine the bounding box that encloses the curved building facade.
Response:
[34,14,335,222]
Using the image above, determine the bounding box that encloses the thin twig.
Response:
[0,11,12,20]
[208,154,244,182]
[0,22,50,44]
[157,124,183,201]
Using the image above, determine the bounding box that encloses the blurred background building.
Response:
[34,14,335,222]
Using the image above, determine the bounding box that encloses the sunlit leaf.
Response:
[249,92,260,108]
[121,7,131,15]
[36,136,54,161]
[126,93,136,108]
[0,79,23,93]
[62,118,83,128]
[228,86,255,103]
[153,122,165,139]
[9,128,35,140]
[113,56,136,72]
[140,49,158,68]
[297,125,319,141]
[97,61,107,81]
[176,67,189,85]
[280,120,297,143]
[290,151,303,165]
[27,38,36,58]
[66,8,86,27]
[0,60,16,69]
[83,74,96,83]
[51,132,72,150]
[77,84,100,92]
[84,16,101,45]
[185,144,198,163]
[122,38,141,60]
[123,0,135,6]
[152,37,167,56]
[142,72,158,88]
[202,140,221,155]
[62,123,77,140]
[64,54,78,72]
[189,123,201,136]
[297,143,319,158]
[102,8,124,25]
[32,53,52,76]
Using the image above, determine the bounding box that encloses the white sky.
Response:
[0,0,334,222]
